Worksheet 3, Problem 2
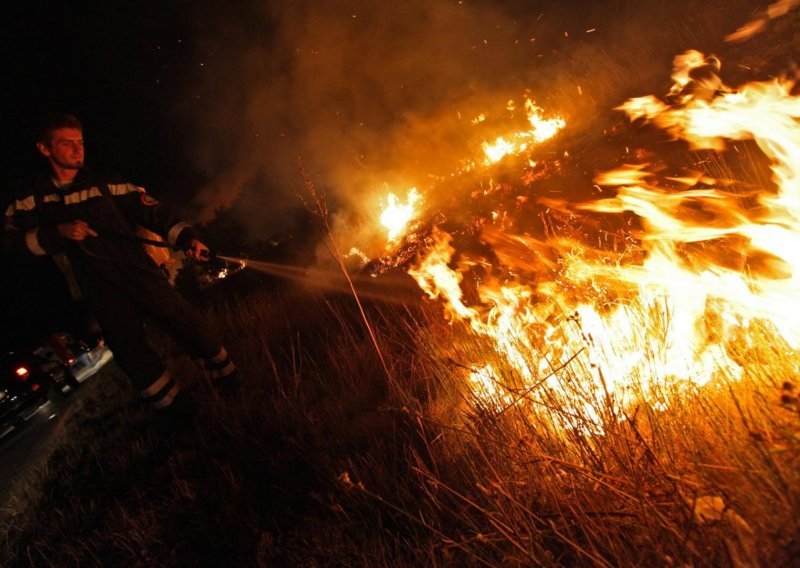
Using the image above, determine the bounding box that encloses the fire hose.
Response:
[94,230,417,303]
[73,230,217,275]
[124,233,212,260]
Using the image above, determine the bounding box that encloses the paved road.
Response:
[0,348,112,517]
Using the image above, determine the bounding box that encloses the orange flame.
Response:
[408,52,800,423]
[482,97,565,165]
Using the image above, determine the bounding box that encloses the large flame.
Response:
[380,188,421,243]
[407,51,800,424]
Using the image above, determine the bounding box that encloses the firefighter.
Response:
[2,113,238,411]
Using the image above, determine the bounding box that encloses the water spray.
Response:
[216,255,417,304]
[115,232,417,303]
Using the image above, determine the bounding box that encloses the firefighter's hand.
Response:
[58,220,98,241]
[185,239,211,262]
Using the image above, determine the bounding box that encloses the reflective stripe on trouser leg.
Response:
[140,370,180,409]
[202,347,237,380]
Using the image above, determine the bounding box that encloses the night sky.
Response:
[1,0,765,350]
[1,0,211,191]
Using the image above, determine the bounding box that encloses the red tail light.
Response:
[31,383,40,391]
[15,366,29,378]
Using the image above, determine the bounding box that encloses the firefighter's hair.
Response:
[36,113,83,145]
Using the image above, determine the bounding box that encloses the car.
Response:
[34,331,108,386]
[0,352,49,438]
[3,349,80,397]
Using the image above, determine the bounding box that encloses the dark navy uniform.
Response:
[3,168,236,409]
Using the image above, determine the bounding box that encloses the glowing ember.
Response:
[469,364,513,404]
[380,188,421,242]
[481,98,565,165]
[725,0,800,43]
[524,99,566,143]
[482,136,518,165]
[469,365,496,397]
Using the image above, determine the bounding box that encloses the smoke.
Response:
[179,0,761,254]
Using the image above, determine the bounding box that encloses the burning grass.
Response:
[3,4,800,565]
[0,283,798,566]
[401,310,800,566]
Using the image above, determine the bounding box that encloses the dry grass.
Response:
[0,282,797,566]
[392,313,800,566]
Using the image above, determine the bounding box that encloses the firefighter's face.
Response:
[38,128,85,170]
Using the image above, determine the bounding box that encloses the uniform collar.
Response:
[38,168,94,193]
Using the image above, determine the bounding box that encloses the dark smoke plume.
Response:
[179,0,762,254]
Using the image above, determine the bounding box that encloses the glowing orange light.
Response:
[481,98,565,165]
[380,188,421,242]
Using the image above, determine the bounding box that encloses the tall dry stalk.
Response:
[297,159,393,383]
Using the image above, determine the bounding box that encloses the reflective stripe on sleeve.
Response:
[25,228,47,256]
[64,188,102,205]
[167,222,191,247]
[107,183,142,196]
[14,196,35,212]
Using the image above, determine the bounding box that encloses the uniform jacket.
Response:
[3,168,197,291]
